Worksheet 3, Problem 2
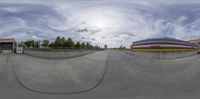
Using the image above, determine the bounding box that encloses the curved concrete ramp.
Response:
[10,51,108,93]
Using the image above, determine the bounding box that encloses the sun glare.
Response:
[89,17,112,29]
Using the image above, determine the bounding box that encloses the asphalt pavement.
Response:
[0,50,200,99]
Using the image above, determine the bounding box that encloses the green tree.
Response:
[42,40,49,47]
[65,38,75,48]
[18,41,25,47]
[49,42,54,48]
[86,42,90,49]
[24,41,29,48]
[31,40,35,48]
[61,37,66,48]
[90,44,94,49]
[94,45,100,49]
[34,40,40,48]
[54,36,62,47]
[75,42,81,48]
[81,42,86,49]
[24,40,33,48]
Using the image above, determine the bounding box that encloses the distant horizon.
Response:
[2,36,199,46]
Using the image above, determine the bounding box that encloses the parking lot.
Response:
[0,50,200,99]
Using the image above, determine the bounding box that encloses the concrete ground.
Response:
[0,50,200,99]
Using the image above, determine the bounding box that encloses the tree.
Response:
[49,42,54,48]
[119,45,126,49]
[54,36,62,47]
[65,38,75,48]
[34,40,40,48]
[81,42,86,49]
[20,37,101,50]
[75,42,81,48]
[24,40,34,48]
[18,41,25,47]
[86,42,90,49]
[42,40,49,47]
[31,40,35,48]
[61,37,66,48]
[24,41,29,48]
[104,44,108,49]
[94,45,100,49]
[89,44,94,49]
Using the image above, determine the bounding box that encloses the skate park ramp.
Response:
[1,50,200,99]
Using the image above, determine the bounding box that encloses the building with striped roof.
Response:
[131,38,199,52]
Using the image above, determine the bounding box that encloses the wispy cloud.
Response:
[0,1,200,47]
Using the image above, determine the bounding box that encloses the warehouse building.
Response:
[0,38,16,53]
[131,38,198,51]
[130,38,199,59]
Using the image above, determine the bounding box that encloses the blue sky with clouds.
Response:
[0,0,200,47]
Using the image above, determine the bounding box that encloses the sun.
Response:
[87,16,112,29]
[83,13,114,29]
[89,18,112,29]
[78,9,121,30]
[94,19,108,29]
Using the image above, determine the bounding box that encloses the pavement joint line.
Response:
[7,53,109,94]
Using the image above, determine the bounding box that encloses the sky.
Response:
[0,0,200,48]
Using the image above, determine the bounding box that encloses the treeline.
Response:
[18,36,101,49]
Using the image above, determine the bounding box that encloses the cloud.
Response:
[0,1,200,48]
[0,3,75,41]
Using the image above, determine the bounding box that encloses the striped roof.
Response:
[132,38,194,45]
[131,38,199,50]
[0,38,16,42]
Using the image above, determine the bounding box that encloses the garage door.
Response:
[1,43,13,53]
